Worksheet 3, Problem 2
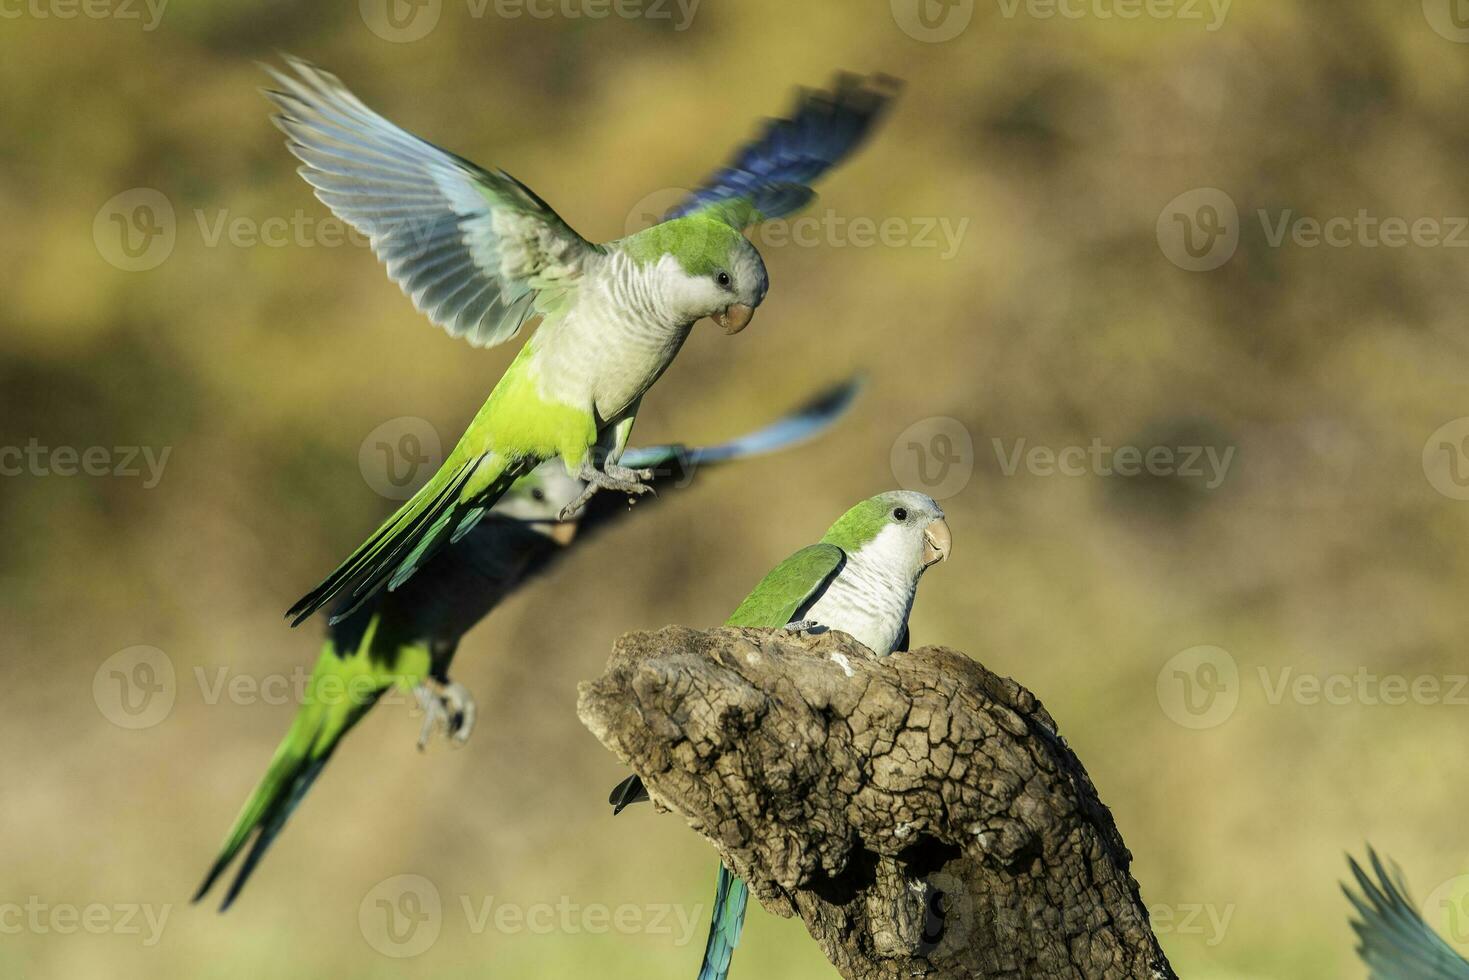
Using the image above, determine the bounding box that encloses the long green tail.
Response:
[287,450,526,627]
[696,864,749,980]
[193,619,429,911]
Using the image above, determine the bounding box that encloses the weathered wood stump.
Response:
[577,625,1175,980]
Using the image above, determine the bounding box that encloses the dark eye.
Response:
[531,488,545,502]
[892,507,908,521]
[716,271,732,288]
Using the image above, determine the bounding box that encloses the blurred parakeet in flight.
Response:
[1344,848,1469,978]
[193,381,860,911]
[608,490,952,980]
[262,57,900,626]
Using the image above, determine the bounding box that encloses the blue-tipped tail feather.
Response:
[696,864,749,980]
[619,377,862,473]
[1344,847,1469,979]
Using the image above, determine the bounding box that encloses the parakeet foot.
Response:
[559,461,656,520]
[602,463,655,484]
[785,620,824,634]
[414,679,477,750]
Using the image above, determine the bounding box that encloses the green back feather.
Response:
[724,543,844,628]
[820,497,890,553]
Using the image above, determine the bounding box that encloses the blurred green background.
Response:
[6,0,1469,976]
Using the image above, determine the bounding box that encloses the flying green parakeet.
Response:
[192,381,861,911]
[1344,848,1469,978]
[262,57,900,626]
[608,490,952,980]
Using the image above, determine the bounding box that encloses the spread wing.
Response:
[1344,848,1469,979]
[262,56,600,348]
[666,73,901,229]
[725,543,845,629]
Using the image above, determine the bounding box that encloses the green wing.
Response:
[606,543,843,816]
[263,57,598,348]
[1344,848,1469,979]
[725,543,844,629]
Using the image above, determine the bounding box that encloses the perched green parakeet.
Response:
[608,490,952,980]
[1344,848,1469,978]
[262,57,899,625]
[193,381,860,911]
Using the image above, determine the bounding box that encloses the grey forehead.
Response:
[887,490,942,517]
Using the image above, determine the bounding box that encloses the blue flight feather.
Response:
[666,75,901,226]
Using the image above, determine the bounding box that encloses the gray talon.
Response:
[785,619,822,633]
[561,460,656,519]
[604,463,655,483]
[414,679,477,750]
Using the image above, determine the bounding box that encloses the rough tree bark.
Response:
[577,626,1176,980]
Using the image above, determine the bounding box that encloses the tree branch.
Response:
[577,626,1176,980]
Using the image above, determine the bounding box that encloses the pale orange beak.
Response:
[548,521,579,546]
[922,519,951,567]
[712,303,755,335]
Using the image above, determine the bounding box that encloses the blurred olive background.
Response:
[7,0,1469,977]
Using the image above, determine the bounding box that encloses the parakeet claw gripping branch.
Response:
[261,57,900,626]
